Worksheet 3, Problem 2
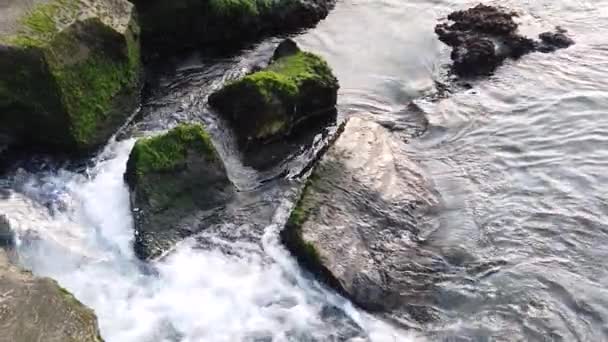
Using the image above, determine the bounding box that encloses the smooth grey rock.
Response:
[282,117,445,321]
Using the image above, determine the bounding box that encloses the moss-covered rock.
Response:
[0,249,104,342]
[130,0,335,53]
[209,39,339,151]
[0,0,141,153]
[125,123,234,260]
[281,117,444,322]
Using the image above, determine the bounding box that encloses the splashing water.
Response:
[0,139,418,342]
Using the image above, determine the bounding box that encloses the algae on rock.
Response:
[0,0,141,152]
[209,39,339,150]
[125,123,234,260]
[281,117,444,322]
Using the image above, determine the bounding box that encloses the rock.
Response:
[130,0,336,53]
[537,30,575,52]
[281,117,446,321]
[450,37,500,76]
[125,123,234,260]
[0,249,103,342]
[0,0,141,153]
[435,4,573,76]
[0,214,14,248]
[209,39,339,154]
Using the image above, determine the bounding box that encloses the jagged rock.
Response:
[0,249,103,342]
[0,0,141,153]
[130,0,336,53]
[209,39,339,164]
[435,4,574,76]
[125,123,234,260]
[281,117,445,321]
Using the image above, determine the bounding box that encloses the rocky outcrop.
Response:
[281,117,444,321]
[435,4,574,76]
[130,0,336,53]
[209,39,339,160]
[125,123,234,260]
[0,0,141,153]
[0,219,103,342]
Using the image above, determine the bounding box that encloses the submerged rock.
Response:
[125,123,234,260]
[0,0,141,153]
[281,117,445,321]
[209,39,339,158]
[131,0,336,53]
[0,250,103,341]
[435,4,574,76]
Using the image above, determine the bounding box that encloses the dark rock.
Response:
[435,4,574,76]
[0,0,141,154]
[125,123,234,260]
[209,40,339,162]
[537,30,575,52]
[450,37,499,76]
[272,38,301,61]
[281,117,446,322]
[0,214,14,248]
[130,0,336,54]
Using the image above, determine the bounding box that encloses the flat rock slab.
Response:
[0,250,103,342]
[282,117,446,322]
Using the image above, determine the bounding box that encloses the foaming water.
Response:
[2,139,418,342]
[2,0,608,341]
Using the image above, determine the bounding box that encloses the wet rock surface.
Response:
[435,4,574,76]
[125,123,235,260]
[0,214,13,248]
[0,249,103,342]
[281,117,447,322]
[209,39,339,169]
[0,0,141,153]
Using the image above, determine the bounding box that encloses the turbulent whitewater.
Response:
[2,0,608,341]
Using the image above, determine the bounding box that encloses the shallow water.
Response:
[2,0,608,341]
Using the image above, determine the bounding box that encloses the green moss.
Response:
[209,0,259,16]
[285,171,325,265]
[130,123,217,175]
[43,17,141,146]
[242,71,299,102]
[232,51,337,104]
[288,172,320,228]
[214,50,337,141]
[5,0,79,47]
[302,240,322,263]
[267,52,337,88]
[0,0,142,150]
